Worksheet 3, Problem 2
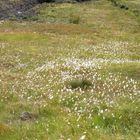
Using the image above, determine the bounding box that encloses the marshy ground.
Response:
[0,0,140,139]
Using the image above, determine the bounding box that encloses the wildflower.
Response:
[79,135,86,140]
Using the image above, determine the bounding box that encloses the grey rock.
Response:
[20,112,36,121]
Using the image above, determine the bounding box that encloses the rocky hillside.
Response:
[0,0,39,20]
[0,0,140,139]
[0,0,89,20]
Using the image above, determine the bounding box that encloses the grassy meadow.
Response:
[0,0,140,139]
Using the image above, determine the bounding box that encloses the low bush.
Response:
[69,14,80,24]
[67,78,92,89]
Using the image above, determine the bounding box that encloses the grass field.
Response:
[0,0,140,139]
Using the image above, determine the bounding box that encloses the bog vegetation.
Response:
[0,0,140,139]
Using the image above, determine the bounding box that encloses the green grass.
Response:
[0,0,140,139]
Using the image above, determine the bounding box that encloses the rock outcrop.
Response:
[0,0,38,20]
[0,0,90,20]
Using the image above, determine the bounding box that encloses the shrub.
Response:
[109,0,129,10]
[119,4,129,10]
[67,79,92,89]
[69,14,80,24]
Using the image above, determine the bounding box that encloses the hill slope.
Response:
[0,0,140,139]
